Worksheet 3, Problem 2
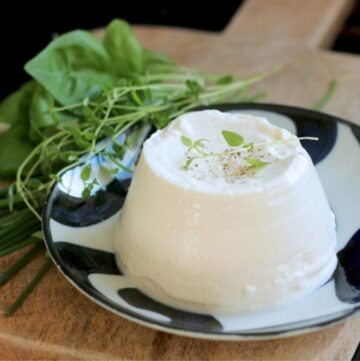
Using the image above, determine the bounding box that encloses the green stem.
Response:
[199,67,279,103]
[0,188,9,198]
[51,102,84,113]
[16,132,65,220]
[86,97,115,163]
[0,209,10,218]
[113,83,188,92]
[0,223,40,248]
[241,91,267,103]
[0,243,44,286]
[4,257,52,316]
[0,194,24,209]
[0,211,35,231]
[0,237,41,258]
[312,80,337,111]
[24,159,42,184]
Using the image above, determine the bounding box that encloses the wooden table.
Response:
[1,0,360,359]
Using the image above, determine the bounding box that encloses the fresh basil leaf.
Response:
[25,31,114,105]
[221,130,244,147]
[143,49,175,73]
[104,19,144,75]
[29,85,76,142]
[0,81,35,125]
[0,123,34,178]
[29,85,59,142]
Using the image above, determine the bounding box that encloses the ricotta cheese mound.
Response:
[114,110,337,314]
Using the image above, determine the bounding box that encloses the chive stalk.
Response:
[0,242,44,286]
[4,257,52,316]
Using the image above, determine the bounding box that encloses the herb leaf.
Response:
[243,142,254,152]
[221,130,244,147]
[104,19,144,75]
[216,75,233,85]
[25,30,114,105]
[29,85,63,142]
[245,157,267,168]
[0,124,34,178]
[0,81,35,125]
[194,138,208,148]
[181,135,193,147]
[185,80,202,96]
[112,142,126,159]
[142,49,175,73]
[80,164,92,182]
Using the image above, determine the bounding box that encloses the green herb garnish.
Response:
[245,157,267,168]
[182,130,266,171]
[221,130,244,147]
[181,135,193,147]
[181,131,318,173]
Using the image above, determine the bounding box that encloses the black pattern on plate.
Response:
[291,114,337,165]
[118,288,223,332]
[351,124,360,145]
[50,178,130,227]
[53,242,121,292]
[335,228,360,303]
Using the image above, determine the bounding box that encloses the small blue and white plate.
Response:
[42,103,360,340]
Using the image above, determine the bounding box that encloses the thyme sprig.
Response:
[181,130,319,171]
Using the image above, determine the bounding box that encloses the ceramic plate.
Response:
[42,103,360,340]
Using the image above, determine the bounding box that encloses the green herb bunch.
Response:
[0,19,278,314]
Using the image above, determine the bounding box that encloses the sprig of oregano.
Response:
[181,130,267,171]
[181,130,319,172]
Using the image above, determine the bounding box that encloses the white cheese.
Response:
[114,110,337,314]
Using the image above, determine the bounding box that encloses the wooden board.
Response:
[1,0,360,359]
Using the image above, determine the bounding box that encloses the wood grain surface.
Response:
[1,0,360,359]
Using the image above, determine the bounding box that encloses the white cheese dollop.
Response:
[114,110,337,314]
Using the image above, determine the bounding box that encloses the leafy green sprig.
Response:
[181,130,319,172]
[181,130,267,171]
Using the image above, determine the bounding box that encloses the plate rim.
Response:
[42,102,360,340]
